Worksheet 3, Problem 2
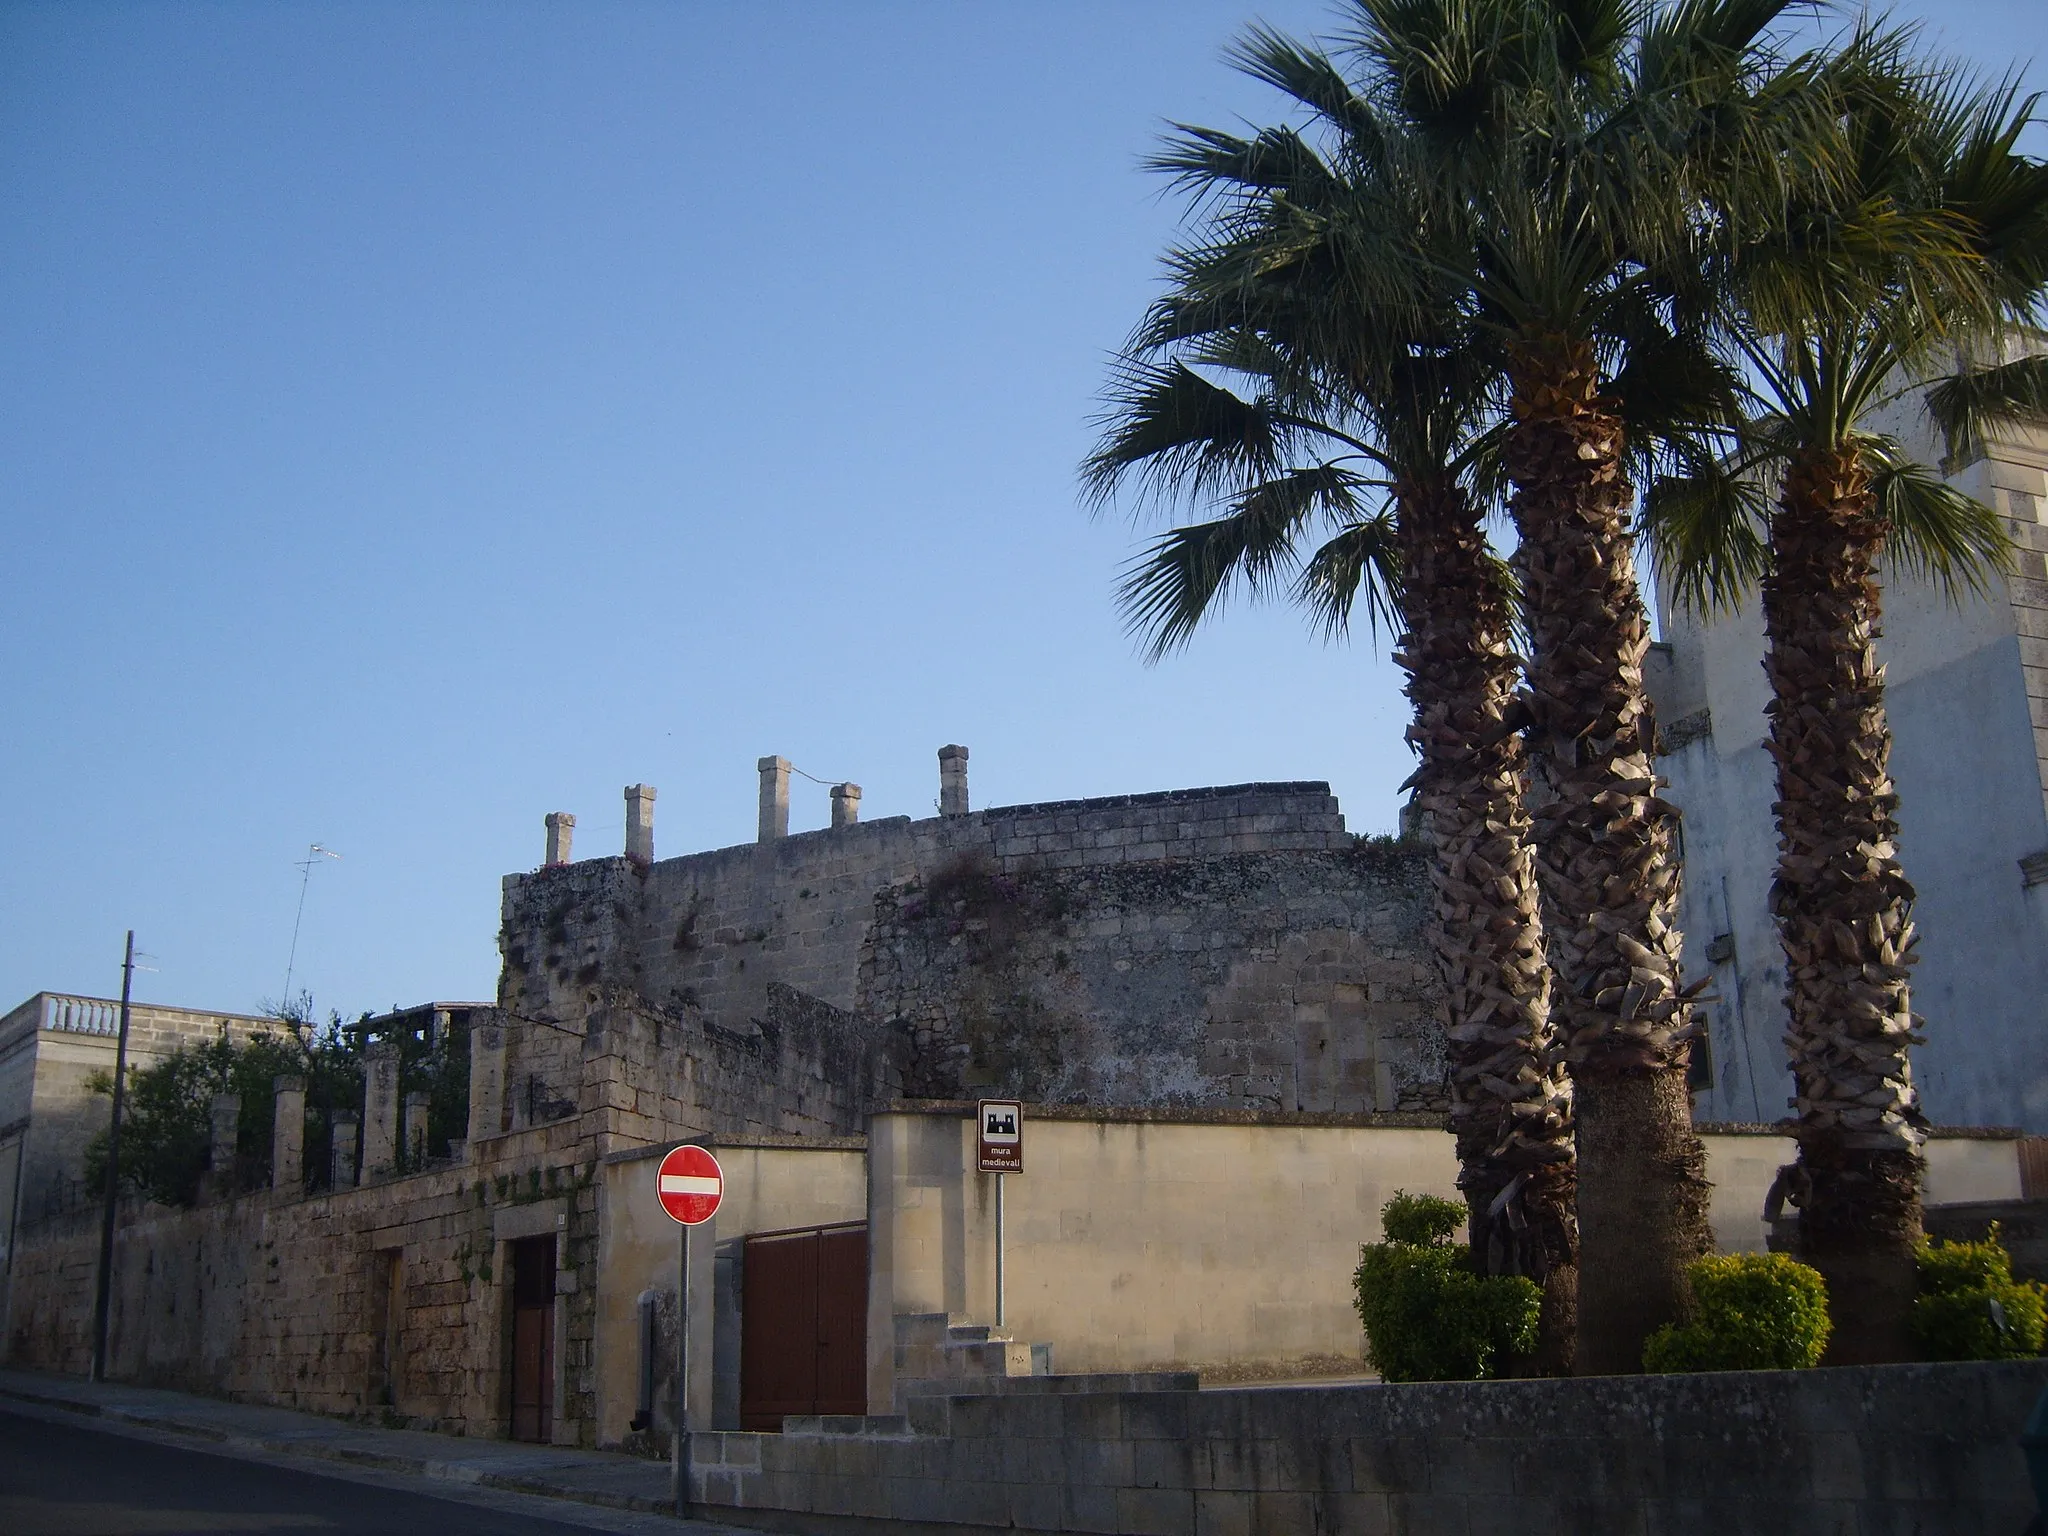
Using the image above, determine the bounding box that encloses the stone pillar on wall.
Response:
[404,1091,431,1167]
[468,1016,505,1152]
[331,1112,360,1190]
[544,811,576,866]
[272,1075,306,1193]
[758,757,791,841]
[362,1042,400,1180]
[209,1091,239,1197]
[939,744,970,816]
[831,782,862,829]
[624,785,656,861]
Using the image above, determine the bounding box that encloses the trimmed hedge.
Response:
[1912,1223,2048,1361]
[1353,1192,1540,1383]
[1642,1252,1831,1372]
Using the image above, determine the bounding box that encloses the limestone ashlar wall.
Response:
[3,1117,599,1440]
[558,986,898,1153]
[689,1360,2047,1535]
[495,783,1360,1132]
[861,846,1444,1112]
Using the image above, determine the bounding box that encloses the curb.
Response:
[0,1381,680,1519]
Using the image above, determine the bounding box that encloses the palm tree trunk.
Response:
[1762,443,1926,1364]
[1504,336,1714,1375]
[1396,477,1578,1376]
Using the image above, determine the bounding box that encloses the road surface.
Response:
[0,1406,714,1536]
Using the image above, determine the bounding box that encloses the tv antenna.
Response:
[283,843,342,1012]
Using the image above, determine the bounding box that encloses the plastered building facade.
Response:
[1649,386,2048,1131]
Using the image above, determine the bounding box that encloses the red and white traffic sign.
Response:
[656,1145,723,1226]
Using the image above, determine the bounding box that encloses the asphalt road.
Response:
[0,1410,688,1536]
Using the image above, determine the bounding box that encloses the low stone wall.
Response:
[691,1361,2048,1535]
[3,1117,597,1439]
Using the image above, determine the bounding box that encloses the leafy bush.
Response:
[1353,1192,1540,1383]
[1911,1224,2048,1361]
[83,999,471,1205]
[1642,1253,1831,1372]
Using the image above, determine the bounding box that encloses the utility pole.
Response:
[90,930,136,1383]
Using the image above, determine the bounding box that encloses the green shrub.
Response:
[1353,1192,1540,1383]
[1379,1191,1466,1247]
[1642,1253,1831,1372]
[1911,1224,2048,1361]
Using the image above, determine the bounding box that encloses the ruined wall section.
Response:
[576,986,899,1152]
[496,783,1358,1139]
[861,845,1447,1113]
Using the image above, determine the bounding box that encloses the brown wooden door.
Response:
[740,1224,866,1431]
[509,1235,555,1442]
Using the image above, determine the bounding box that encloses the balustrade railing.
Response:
[40,994,120,1035]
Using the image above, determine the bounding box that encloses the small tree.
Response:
[1354,1192,1540,1382]
[85,1030,304,1206]
[83,1001,470,1202]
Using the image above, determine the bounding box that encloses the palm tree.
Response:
[1083,38,1583,1368]
[1323,0,1837,1371]
[1648,40,2046,1359]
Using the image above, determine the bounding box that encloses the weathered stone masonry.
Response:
[5,772,1447,1447]
[865,846,1447,1112]
[496,780,1441,1124]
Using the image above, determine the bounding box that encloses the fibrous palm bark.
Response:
[1504,337,1713,1375]
[1762,444,1926,1363]
[1398,475,1577,1373]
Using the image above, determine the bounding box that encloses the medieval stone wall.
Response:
[494,783,1396,1125]
[861,846,1446,1113]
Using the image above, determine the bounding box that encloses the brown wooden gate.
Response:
[740,1222,867,1431]
[508,1235,555,1442]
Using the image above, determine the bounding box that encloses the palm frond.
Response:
[1295,509,1404,643]
[1923,353,2048,464]
[1642,449,1773,614]
[1083,360,1287,510]
[1862,434,2015,599]
[1115,464,1372,659]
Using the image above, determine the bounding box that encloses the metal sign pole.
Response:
[673,1219,691,1518]
[995,1170,1006,1331]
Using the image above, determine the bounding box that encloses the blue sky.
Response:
[4,1,2043,1023]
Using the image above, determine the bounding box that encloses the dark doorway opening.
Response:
[508,1235,555,1442]
[740,1222,867,1431]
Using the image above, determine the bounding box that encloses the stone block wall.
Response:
[688,1360,2047,1535]
[861,846,1444,1112]
[494,783,1405,1131]
[4,1115,604,1441]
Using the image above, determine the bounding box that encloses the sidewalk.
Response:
[0,1368,744,1532]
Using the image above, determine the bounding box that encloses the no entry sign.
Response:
[656,1144,723,1226]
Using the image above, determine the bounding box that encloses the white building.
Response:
[1649,387,2048,1132]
